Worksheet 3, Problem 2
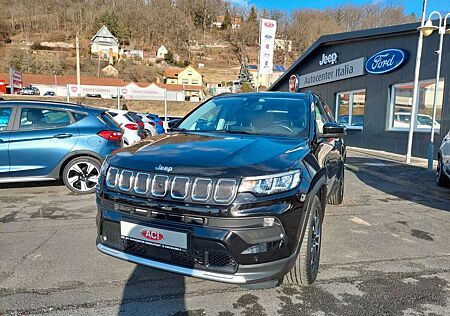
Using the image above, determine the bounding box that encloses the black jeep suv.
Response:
[96,92,346,288]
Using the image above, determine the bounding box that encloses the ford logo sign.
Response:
[265,35,272,39]
[365,49,407,74]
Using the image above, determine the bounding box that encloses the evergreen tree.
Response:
[93,11,123,39]
[247,6,257,23]
[222,9,232,30]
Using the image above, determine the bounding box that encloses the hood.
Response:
[108,132,310,177]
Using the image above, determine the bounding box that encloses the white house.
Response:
[91,26,119,62]
[157,45,168,59]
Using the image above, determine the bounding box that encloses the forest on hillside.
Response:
[0,0,417,80]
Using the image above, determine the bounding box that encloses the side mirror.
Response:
[319,122,347,138]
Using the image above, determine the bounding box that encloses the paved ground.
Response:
[1,151,449,316]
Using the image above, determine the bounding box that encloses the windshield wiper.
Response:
[169,127,187,132]
[215,130,260,135]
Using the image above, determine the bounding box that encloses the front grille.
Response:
[102,221,237,273]
[106,167,238,205]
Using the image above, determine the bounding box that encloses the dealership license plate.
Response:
[120,221,187,251]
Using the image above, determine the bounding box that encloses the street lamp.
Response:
[406,0,428,164]
[418,11,450,171]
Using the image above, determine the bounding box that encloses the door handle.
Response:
[54,133,73,139]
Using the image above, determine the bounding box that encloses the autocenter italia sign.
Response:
[298,57,365,88]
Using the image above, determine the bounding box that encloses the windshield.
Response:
[177,95,310,137]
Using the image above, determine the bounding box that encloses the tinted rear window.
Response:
[100,112,121,130]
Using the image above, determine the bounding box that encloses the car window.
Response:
[72,112,87,122]
[0,107,12,131]
[320,100,335,121]
[19,107,71,130]
[124,113,136,122]
[177,95,310,137]
[128,112,143,123]
[314,100,328,134]
[108,112,118,118]
[100,112,121,130]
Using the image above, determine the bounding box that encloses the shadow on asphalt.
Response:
[346,156,450,212]
[0,180,64,189]
[119,265,186,315]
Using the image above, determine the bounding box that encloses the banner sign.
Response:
[68,84,118,96]
[298,58,365,88]
[365,49,407,74]
[259,19,277,75]
[121,85,166,99]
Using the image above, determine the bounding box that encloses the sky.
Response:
[234,0,450,16]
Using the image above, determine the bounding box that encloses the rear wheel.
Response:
[63,157,101,194]
[328,164,344,205]
[285,195,322,286]
[436,155,450,187]
[145,129,154,137]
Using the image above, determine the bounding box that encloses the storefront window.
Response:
[336,90,366,129]
[388,79,444,132]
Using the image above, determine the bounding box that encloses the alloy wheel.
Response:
[310,206,321,274]
[66,162,99,192]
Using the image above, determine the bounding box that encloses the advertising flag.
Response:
[258,19,277,75]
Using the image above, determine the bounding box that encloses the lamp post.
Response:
[418,12,450,171]
[406,0,428,164]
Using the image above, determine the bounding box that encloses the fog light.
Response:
[263,217,275,227]
[242,243,267,254]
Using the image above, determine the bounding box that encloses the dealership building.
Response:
[270,22,449,158]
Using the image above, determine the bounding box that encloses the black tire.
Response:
[62,156,101,194]
[436,155,450,187]
[285,195,322,286]
[328,164,344,205]
[145,129,154,137]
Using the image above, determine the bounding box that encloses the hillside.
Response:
[0,0,416,84]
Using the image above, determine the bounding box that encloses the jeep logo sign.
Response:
[319,53,338,66]
[365,49,407,74]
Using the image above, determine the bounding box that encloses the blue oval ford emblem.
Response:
[365,49,407,74]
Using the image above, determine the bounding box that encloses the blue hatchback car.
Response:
[0,100,123,194]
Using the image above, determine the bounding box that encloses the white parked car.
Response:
[108,109,141,147]
[393,112,441,130]
[136,113,157,136]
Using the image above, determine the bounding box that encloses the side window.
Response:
[314,100,328,134]
[320,100,334,121]
[0,107,13,131]
[72,112,87,122]
[19,108,71,130]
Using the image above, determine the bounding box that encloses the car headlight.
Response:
[100,158,110,176]
[239,170,302,195]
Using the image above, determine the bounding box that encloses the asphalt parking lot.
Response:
[1,151,449,316]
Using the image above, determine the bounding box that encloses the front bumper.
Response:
[96,176,310,284]
[97,242,296,284]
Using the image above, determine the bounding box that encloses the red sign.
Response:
[264,21,275,27]
[0,80,6,94]
[140,229,165,241]
[289,75,299,92]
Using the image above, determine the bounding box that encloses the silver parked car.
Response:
[437,129,450,187]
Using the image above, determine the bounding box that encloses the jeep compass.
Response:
[96,92,346,288]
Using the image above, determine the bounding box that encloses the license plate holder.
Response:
[120,221,188,252]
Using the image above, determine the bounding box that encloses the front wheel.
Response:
[62,157,101,194]
[285,195,322,286]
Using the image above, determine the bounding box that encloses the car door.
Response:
[0,106,15,177]
[8,105,80,178]
[313,97,341,192]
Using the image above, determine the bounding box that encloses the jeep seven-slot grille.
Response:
[105,167,237,205]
